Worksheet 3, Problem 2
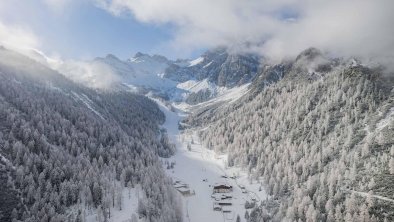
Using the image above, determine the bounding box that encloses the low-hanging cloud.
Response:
[96,0,394,64]
[57,60,121,89]
[0,21,40,51]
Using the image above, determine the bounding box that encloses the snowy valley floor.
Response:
[82,96,267,222]
[154,99,268,222]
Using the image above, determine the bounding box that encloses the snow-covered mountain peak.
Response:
[90,52,178,91]
[295,47,323,62]
[292,47,335,76]
[129,52,150,63]
[128,52,171,65]
[133,51,148,58]
[104,53,120,60]
[152,54,170,63]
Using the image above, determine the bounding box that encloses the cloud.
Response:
[0,21,40,50]
[57,60,121,89]
[96,0,394,64]
[0,1,43,51]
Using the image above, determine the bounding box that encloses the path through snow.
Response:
[344,189,394,204]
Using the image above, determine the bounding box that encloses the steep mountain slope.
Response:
[186,49,394,221]
[95,52,180,91]
[250,48,339,95]
[164,47,260,87]
[0,47,182,222]
[164,47,261,104]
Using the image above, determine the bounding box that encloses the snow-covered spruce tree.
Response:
[196,49,394,221]
[0,48,182,222]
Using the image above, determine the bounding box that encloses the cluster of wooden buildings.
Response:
[212,183,234,212]
[213,202,232,212]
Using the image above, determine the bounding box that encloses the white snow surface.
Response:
[189,57,204,67]
[175,79,250,108]
[124,55,177,90]
[210,83,250,104]
[176,83,251,113]
[203,61,213,68]
[175,78,218,101]
[151,97,267,222]
[176,79,215,93]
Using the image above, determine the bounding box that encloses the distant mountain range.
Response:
[25,47,263,104]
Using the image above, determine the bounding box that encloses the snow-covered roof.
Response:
[174,183,188,188]
[177,187,190,192]
[213,184,232,189]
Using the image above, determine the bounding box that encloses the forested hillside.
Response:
[197,50,394,221]
[0,48,181,222]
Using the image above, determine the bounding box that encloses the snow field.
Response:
[152,97,267,222]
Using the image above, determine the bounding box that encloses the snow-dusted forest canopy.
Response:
[196,53,394,221]
[1,43,394,222]
[2,0,394,221]
[0,48,181,222]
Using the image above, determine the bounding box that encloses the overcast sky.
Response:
[0,0,393,63]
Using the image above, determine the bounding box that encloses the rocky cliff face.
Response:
[164,47,261,87]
